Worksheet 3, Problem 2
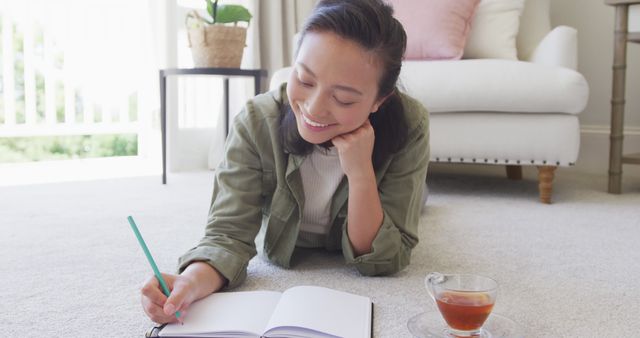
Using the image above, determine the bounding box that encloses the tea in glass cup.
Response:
[425,272,498,337]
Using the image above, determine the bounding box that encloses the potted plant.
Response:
[186,0,252,68]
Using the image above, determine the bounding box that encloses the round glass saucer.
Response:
[407,311,525,338]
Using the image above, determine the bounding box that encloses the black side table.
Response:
[159,67,268,184]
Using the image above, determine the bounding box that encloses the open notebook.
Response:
[146,285,373,338]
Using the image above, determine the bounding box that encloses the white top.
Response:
[298,146,345,238]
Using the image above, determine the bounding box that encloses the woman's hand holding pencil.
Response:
[140,272,194,324]
[140,262,227,324]
[129,216,228,324]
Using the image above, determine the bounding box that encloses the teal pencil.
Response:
[127,216,181,319]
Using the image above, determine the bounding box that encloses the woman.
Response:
[141,0,429,323]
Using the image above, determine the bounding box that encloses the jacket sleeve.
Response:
[342,107,429,276]
[177,102,265,289]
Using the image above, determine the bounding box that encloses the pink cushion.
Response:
[388,0,480,60]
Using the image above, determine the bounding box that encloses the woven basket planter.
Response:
[187,25,247,68]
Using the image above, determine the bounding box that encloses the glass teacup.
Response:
[425,272,498,337]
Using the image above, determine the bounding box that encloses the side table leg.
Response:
[254,74,261,96]
[608,5,628,194]
[160,72,167,184]
[224,77,229,139]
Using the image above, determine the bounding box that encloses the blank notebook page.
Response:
[264,286,371,338]
[160,291,281,336]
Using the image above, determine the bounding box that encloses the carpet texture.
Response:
[1,168,639,337]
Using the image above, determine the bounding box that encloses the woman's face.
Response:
[287,31,387,145]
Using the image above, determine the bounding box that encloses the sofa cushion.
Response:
[517,0,551,60]
[400,59,589,114]
[387,0,480,60]
[463,0,525,60]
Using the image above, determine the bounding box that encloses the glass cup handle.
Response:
[425,272,445,303]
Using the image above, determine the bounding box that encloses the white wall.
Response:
[551,0,640,177]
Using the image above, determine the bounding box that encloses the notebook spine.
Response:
[145,324,166,337]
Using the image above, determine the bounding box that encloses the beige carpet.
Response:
[1,166,639,337]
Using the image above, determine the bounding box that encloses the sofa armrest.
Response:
[269,67,293,91]
[526,25,578,70]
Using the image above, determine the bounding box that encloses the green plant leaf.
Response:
[206,0,216,22]
[213,0,218,23]
[215,4,252,24]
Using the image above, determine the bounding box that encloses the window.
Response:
[0,0,158,164]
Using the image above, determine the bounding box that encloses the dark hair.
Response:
[279,0,408,168]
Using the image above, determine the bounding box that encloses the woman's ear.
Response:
[371,91,394,113]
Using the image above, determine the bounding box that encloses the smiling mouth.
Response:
[302,114,331,128]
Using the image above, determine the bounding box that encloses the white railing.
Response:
[0,1,155,152]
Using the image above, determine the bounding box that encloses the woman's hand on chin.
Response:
[332,118,375,181]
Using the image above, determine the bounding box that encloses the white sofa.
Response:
[269,0,589,203]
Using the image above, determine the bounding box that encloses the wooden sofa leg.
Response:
[537,166,557,204]
[506,165,523,180]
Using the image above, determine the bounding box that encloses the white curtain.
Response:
[253,0,316,74]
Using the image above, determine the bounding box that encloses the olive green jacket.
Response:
[178,83,429,289]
